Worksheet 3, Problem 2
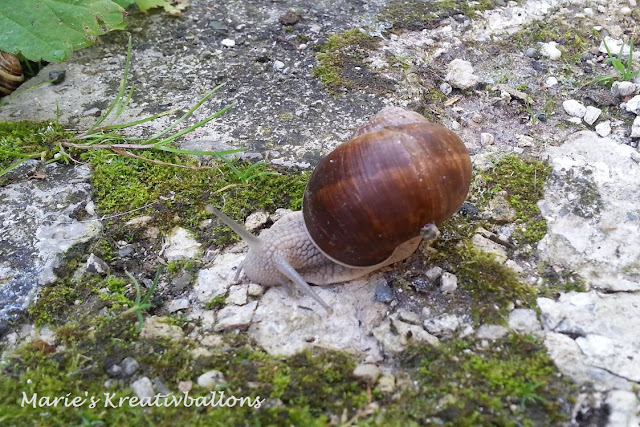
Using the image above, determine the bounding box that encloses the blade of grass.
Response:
[156,146,245,156]
[0,159,28,177]
[87,35,133,132]
[102,109,178,130]
[155,104,233,146]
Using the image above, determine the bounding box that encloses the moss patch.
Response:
[475,155,552,249]
[313,29,393,93]
[380,0,504,31]
[378,334,575,426]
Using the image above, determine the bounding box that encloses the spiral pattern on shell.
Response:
[0,52,24,97]
[302,107,472,267]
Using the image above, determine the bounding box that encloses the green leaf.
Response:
[0,0,126,62]
[135,0,184,14]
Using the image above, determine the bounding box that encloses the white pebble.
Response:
[197,370,225,389]
[631,116,640,138]
[440,272,458,294]
[583,106,602,125]
[611,81,637,98]
[273,60,285,71]
[353,364,381,383]
[563,99,587,118]
[221,38,235,47]
[595,121,611,137]
[620,6,632,15]
[480,133,495,145]
[545,76,558,87]
[540,42,562,60]
[624,95,640,114]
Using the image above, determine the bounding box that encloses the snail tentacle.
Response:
[274,256,333,313]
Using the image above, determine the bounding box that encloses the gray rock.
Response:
[374,315,439,353]
[611,81,637,98]
[631,116,640,138]
[595,120,611,137]
[163,227,201,261]
[439,272,458,294]
[107,364,122,377]
[624,94,640,115]
[140,316,185,341]
[562,100,587,118]
[508,308,541,333]
[583,106,601,125]
[86,253,109,275]
[131,377,155,399]
[167,298,190,313]
[171,272,193,291]
[599,36,631,58]
[117,244,135,258]
[423,314,460,337]
[250,281,386,359]
[247,283,265,297]
[374,280,394,302]
[425,266,444,282]
[214,300,258,331]
[121,357,140,377]
[0,163,101,332]
[524,47,539,58]
[540,42,561,60]
[376,374,396,393]
[476,324,508,340]
[486,192,516,223]
[352,363,381,383]
[605,390,640,427]
[471,233,507,263]
[197,369,226,389]
[445,59,479,90]
[576,334,640,382]
[397,309,420,325]
[194,252,245,303]
[225,284,248,305]
[244,211,268,231]
[538,132,640,291]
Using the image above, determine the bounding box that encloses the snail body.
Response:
[211,107,472,311]
[0,52,24,97]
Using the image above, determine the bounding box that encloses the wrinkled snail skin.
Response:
[210,107,472,312]
[0,52,24,97]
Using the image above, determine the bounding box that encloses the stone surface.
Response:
[476,324,509,340]
[140,316,185,341]
[423,314,460,337]
[0,162,101,333]
[445,59,479,90]
[197,369,226,389]
[352,363,381,384]
[193,251,244,303]
[226,284,248,305]
[540,41,562,60]
[215,300,258,331]
[250,279,387,358]
[562,100,587,118]
[163,227,201,260]
[582,106,601,125]
[167,298,190,313]
[131,377,155,399]
[507,308,541,333]
[538,131,640,291]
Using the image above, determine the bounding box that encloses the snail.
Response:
[0,52,24,97]
[210,107,472,312]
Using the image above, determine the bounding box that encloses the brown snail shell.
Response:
[0,52,25,97]
[302,107,472,267]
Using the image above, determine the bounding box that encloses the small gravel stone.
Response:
[352,363,381,383]
[376,374,396,393]
[611,81,637,98]
[595,120,612,137]
[480,132,495,145]
[439,82,452,95]
[544,76,558,87]
[624,95,640,114]
[197,370,226,389]
[86,253,109,275]
[537,113,548,122]
[631,116,640,138]
[423,314,460,337]
[221,38,235,47]
[524,47,539,58]
[476,324,509,340]
[425,266,444,282]
[121,357,140,376]
[48,70,66,84]
[439,272,458,294]
[107,364,122,377]
[117,244,135,258]
[397,309,421,325]
[374,280,394,302]
[131,377,155,399]
[273,60,285,71]
[563,99,587,118]
[583,106,602,125]
[247,283,265,297]
[508,308,541,333]
[471,113,483,124]
[171,272,193,291]
[226,284,248,305]
[167,297,190,313]
[445,59,479,90]
[540,42,562,60]
[278,11,301,26]
[244,211,268,231]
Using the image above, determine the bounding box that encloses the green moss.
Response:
[509,19,592,64]
[475,155,552,248]
[87,149,310,243]
[380,0,504,31]
[205,295,227,310]
[313,29,392,93]
[377,334,575,426]
[0,121,69,181]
